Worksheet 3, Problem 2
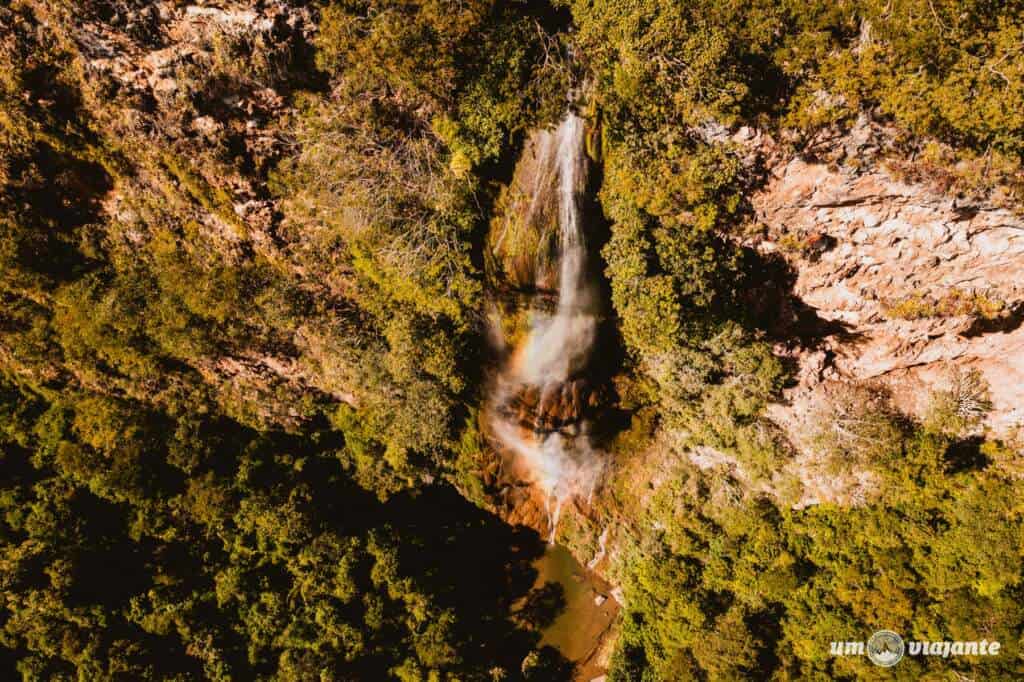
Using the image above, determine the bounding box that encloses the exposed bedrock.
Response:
[500,378,604,434]
[744,118,1024,437]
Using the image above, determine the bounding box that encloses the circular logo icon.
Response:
[867,630,905,667]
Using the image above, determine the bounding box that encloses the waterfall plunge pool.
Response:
[522,543,619,680]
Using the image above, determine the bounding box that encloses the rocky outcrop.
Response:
[748,117,1024,439]
[10,2,363,428]
[487,126,565,294]
[501,379,603,434]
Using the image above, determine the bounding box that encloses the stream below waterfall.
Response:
[525,544,618,680]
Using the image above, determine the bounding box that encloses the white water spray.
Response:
[489,113,605,544]
[515,114,596,385]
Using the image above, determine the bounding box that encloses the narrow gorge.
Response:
[483,108,622,678]
[484,111,611,543]
[2,2,1023,680]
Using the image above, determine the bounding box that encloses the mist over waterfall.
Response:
[487,112,606,543]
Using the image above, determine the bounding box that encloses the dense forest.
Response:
[1,0,1023,680]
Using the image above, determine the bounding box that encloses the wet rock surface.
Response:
[501,378,603,433]
[487,126,565,292]
[482,114,609,552]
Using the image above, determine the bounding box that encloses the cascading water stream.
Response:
[488,112,605,544]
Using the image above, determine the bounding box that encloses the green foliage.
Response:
[557,4,796,494]
[266,0,571,467]
[315,0,567,165]
[0,7,580,677]
[560,0,1024,160]
[0,0,569,482]
[159,153,249,239]
[779,0,1024,155]
[0,379,562,680]
[884,288,1007,321]
[563,0,786,130]
[609,423,1024,680]
[2,1,1024,680]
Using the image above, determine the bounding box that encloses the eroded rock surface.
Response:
[749,119,1024,438]
[501,379,603,434]
[487,126,565,294]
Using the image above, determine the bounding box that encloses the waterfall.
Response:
[556,114,588,312]
[488,112,605,544]
[518,113,595,387]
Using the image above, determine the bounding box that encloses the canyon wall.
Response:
[742,119,1024,446]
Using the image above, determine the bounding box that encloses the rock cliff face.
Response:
[488,116,1024,569]
[53,0,312,221]
[11,2,359,428]
[746,119,1024,442]
[486,127,565,296]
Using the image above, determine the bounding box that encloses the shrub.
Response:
[808,384,905,473]
[925,367,993,437]
[885,289,1007,321]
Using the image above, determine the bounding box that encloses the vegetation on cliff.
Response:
[1,0,1022,680]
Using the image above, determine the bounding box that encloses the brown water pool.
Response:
[528,544,619,679]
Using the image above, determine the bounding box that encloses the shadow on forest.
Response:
[944,435,988,474]
[359,483,573,677]
[734,244,867,390]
